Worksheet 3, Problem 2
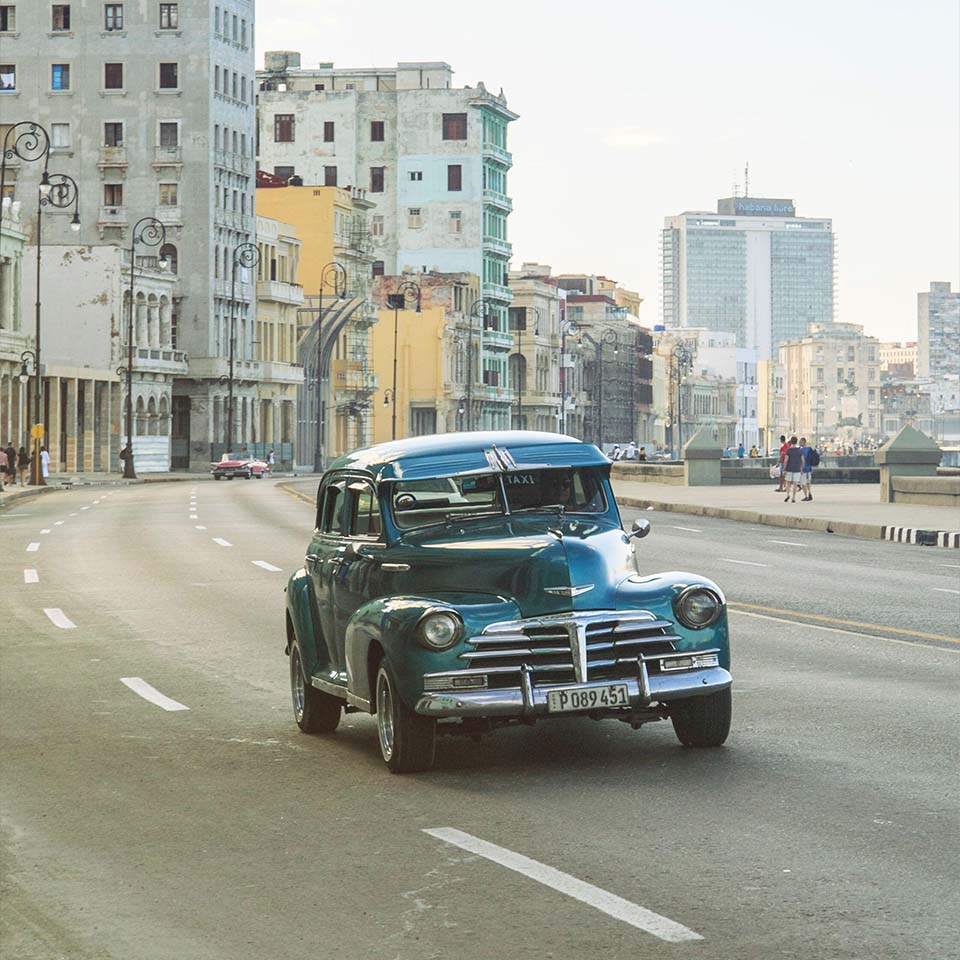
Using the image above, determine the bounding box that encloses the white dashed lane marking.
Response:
[120,677,189,712]
[670,526,703,533]
[768,539,804,547]
[932,588,960,595]
[252,560,282,572]
[195,525,207,530]
[80,506,89,511]
[40,528,51,534]
[24,569,39,584]
[720,557,768,567]
[44,608,76,629]
[54,520,64,526]
[213,538,232,547]
[424,828,703,943]
[26,543,40,552]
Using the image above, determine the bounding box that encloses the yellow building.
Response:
[255,182,376,467]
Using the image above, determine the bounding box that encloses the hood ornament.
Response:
[544,584,595,598]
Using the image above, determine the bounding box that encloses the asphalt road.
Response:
[1,478,958,960]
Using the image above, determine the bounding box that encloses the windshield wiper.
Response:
[513,503,567,518]
[443,510,505,527]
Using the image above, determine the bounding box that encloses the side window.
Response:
[318,481,345,534]
[349,481,382,538]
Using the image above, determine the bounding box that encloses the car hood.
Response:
[392,514,635,618]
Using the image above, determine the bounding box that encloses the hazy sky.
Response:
[257,0,959,343]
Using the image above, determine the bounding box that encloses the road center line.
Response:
[720,557,768,567]
[44,608,76,629]
[80,506,89,511]
[424,827,702,943]
[252,560,282,572]
[768,539,804,547]
[120,677,189,712]
[670,526,703,533]
[932,588,960,595]
[26,542,39,552]
[40,528,51,534]
[24,569,39,584]
[195,525,207,530]
[54,520,64,526]
[213,537,232,547]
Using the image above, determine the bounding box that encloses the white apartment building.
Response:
[917,281,959,380]
[661,195,835,358]
[0,0,259,471]
[879,341,918,377]
[256,54,518,428]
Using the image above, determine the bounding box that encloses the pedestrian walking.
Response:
[40,445,50,480]
[4,441,15,485]
[0,446,7,491]
[783,437,805,503]
[267,449,276,471]
[799,437,819,501]
[17,446,30,486]
[776,435,789,491]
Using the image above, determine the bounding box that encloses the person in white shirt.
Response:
[40,445,50,480]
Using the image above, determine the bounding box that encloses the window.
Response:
[408,208,422,229]
[447,164,462,191]
[0,7,15,32]
[51,63,70,90]
[371,215,384,237]
[103,121,123,146]
[836,367,844,382]
[103,183,123,206]
[158,183,178,206]
[324,165,337,187]
[104,62,123,89]
[370,120,384,141]
[371,260,384,278]
[159,2,178,29]
[159,62,178,89]
[323,121,334,142]
[442,112,467,140]
[319,481,345,534]
[273,165,294,182]
[349,482,381,538]
[370,166,384,192]
[50,122,70,148]
[449,210,462,235]
[0,64,14,92]
[52,4,71,30]
[408,170,422,181]
[104,4,123,30]
[274,114,294,142]
[314,83,324,91]
[410,409,437,438]
[816,367,824,382]
[159,121,178,146]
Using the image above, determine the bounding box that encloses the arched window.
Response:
[147,396,159,435]
[160,243,178,274]
[159,396,170,436]
[135,396,147,435]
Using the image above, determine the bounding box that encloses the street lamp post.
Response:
[226,241,260,458]
[18,351,36,454]
[123,217,167,479]
[559,320,579,436]
[313,262,348,472]
[515,307,539,430]
[466,298,491,432]
[670,341,694,459]
[584,330,618,449]
[385,281,421,441]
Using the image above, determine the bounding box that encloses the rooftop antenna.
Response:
[744,162,750,197]
[732,169,739,197]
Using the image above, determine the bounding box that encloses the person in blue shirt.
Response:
[799,437,814,501]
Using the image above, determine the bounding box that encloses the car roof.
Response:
[326,431,609,482]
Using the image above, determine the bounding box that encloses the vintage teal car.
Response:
[285,431,732,773]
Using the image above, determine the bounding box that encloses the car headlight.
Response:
[416,609,463,650]
[673,586,722,630]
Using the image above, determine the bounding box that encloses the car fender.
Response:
[344,593,522,710]
[285,567,326,675]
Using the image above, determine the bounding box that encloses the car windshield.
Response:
[391,474,504,529]
[503,467,606,513]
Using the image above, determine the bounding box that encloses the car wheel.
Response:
[214,474,222,480]
[670,688,731,747]
[228,475,235,480]
[290,644,341,734]
[375,660,435,774]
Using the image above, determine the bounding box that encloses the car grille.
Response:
[459,611,681,688]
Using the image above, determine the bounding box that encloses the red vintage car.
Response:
[211,453,271,480]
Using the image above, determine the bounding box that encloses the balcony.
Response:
[482,188,513,213]
[482,281,513,303]
[98,146,127,168]
[154,205,183,226]
[482,142,513,168]
[260,361,305,385]
[133,347,189,375]
[482,329,514,351]
[482,236,513,258]
[258,280,305,305]
[153,146,182,167]
[98,205,128,226]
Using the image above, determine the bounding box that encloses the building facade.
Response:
[879,340,918,379]
[661,195,835,358]
[0,197,29,451]
[1,0,258,471]
[255,55,518,429]
[917,281,959,379]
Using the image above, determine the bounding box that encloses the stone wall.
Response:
[890,475,960,507]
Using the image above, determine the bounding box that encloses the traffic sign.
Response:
[31,424,44,440]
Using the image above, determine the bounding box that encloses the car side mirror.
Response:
[630,518,651,539]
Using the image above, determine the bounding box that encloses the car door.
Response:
[331,479,387,666]
[305,476,347,675]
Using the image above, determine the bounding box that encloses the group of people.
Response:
[774,434,818,503]
[0,442,47,490]
[610,442,647,461]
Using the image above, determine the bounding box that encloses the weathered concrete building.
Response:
[2,0,259,471]
[0,198,29,450]
[256,55,518,429]
[917,281,959,380]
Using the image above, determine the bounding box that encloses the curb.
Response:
[616,496,960,549]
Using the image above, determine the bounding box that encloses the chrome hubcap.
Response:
[376,671,395,761]
[291,649,305,721]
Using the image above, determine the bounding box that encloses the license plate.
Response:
[547,683,630,713]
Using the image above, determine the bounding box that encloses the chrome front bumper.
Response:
[414,665,732,718]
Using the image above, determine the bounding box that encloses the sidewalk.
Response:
[613,479,960,548]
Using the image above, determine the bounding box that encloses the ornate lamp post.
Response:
[225,241,260,457]
[122,217,167,479]
[18,351,36,453]
[583,329,618,449]
[670,341,694,459]
[466,298,492,431]
[385,280,421,441]
[559,319,579,436]
[313,261,348,473]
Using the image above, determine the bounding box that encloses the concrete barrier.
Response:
[610,462,684,484]
[890,475,960,507]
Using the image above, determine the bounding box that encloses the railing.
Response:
[98,147,127,166]
[482,281,513,303]
[154,146,182,165]
[257,280,305,304]
[154,205,183,225]
[482,236,513,257]
[482,329,514,350]
[482,188,513,212]
[98,206,128,224]
[482,142,513,166]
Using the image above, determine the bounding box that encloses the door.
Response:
[305,477,346,676]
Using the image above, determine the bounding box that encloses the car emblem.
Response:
[543,584,595,597]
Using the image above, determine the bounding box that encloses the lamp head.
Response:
[158,256,169,271]
[39,171,52,199]
[70,211,81,232]
[382,394,390,407]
